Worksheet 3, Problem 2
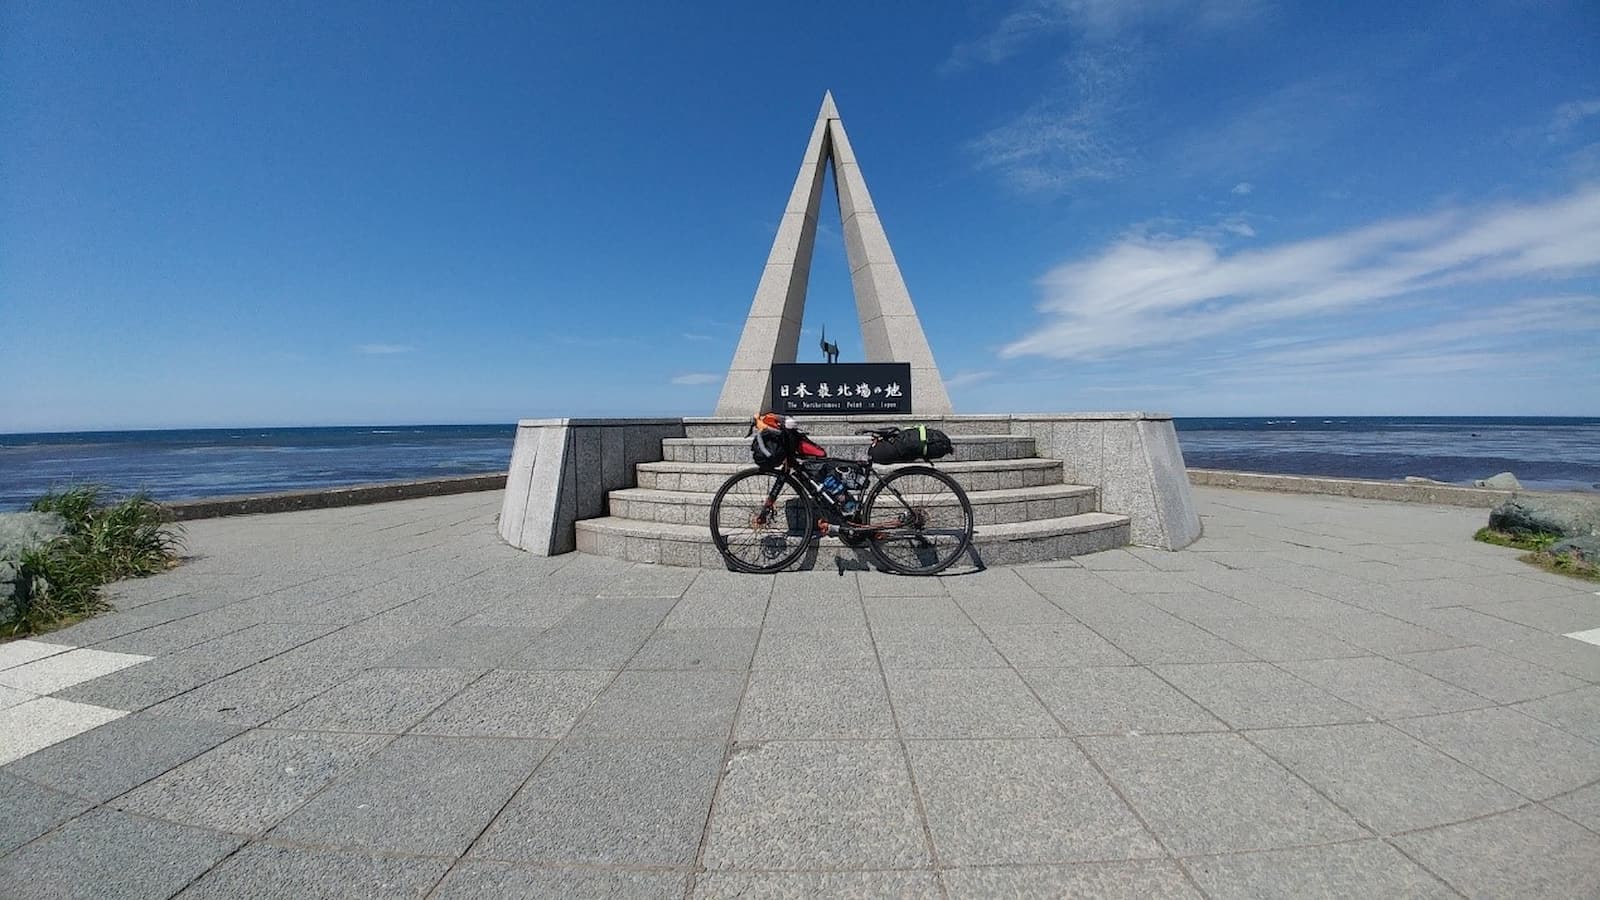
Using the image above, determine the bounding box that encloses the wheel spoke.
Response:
[863,467,974,575]
[710,468,814,573]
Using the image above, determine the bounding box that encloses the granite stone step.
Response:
[660,434,1037,464]
[635,458,1065,493]
[607,483,1098,527]
[573,511,1132,570]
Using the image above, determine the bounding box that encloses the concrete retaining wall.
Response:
[1185,469,1538,507]
[1010,413,1202,551]
[168,474,507,520]
[498,418,687,555]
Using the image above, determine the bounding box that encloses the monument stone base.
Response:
[498,412,1200,565]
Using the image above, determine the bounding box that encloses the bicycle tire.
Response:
[709,467,816,574]
[861,465,974,575]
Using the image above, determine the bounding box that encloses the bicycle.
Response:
[708,421,975,575]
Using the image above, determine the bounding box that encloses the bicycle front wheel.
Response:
[709,467,816,574]
[861,466,975,575]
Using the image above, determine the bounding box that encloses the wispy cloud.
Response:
[1549,97,1600,142]
[355,343,414,355]
[946,370,997,389]
[1231,182,1253,195]
[1170,74,1368,177]
[682,332,713,341]
[1001,183,1600,360]
[671,373,720,385]
[967,50,1135,193]
[945,0,1263,71]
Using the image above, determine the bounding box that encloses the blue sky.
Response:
[2,0,1597,431]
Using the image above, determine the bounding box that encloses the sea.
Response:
[1,417,1596,511]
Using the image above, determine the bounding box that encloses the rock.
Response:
[1548,536,1600,560]
[1473,472,1523,490]
[1,511,68,622]
[1489,495,1600,538]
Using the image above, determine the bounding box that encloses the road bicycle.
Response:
[709,425,975,575]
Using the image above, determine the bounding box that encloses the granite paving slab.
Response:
[701,740,928,870]
[1183,840,1454,899]
[571,669,744,739]
[694,871,942,899]
[1278,655,1490,718]
[627,627,760,671]
[114,729,389,834]
[872,625,1008,668]
[1393,805,1600,899]
[175,843,450,899]
[1247,722,1525,832]
[0,772,94,855]
[1022,666,1227,735]
[753,627,878,669]
[886,668,1063,738]
[271,735,551,855]
[1393,706,1600,799]
[1152,662,1368,729]
[1082,733,1366,855]
[735,669,895,739]
[2,710,245,803]
[0,808,242,900]
[1546,782,1600,833]
[1510,686,1600,745]
[410,669,611,739]
[270,667,479,733]
[470,738,723,866]
[908,738,1161,865]
[982,622,1135,667]
[938,861,1199,899]
[433,862,688,900]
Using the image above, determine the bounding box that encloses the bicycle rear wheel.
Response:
[709,467,816,574]
[861,466,974,575]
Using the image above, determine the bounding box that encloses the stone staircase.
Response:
[572,417,1132,570]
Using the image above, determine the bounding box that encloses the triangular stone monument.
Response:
[714,92,954,416]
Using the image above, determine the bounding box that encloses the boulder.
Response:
[1547,536,1600,561]
[1489,495,1600,538]
[1473,472,1523,490]
[1,511,68,622]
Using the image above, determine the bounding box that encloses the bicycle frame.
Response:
[758,455,921,539]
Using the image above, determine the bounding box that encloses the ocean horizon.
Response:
[2,416,1597,511]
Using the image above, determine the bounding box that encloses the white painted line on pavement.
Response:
[0,697,126,766]
[1565,627,1600,647]
[0,648,152,695]
[0,640,76,672]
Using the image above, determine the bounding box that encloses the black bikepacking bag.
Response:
[868,425,954,465]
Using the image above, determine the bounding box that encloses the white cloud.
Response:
[1231,182,1253,195]
[355,343,414,355]
[967,50,1134,193]
[946,0,1263,70]
[1001,183,1600,359]
[946,370,997,389]
[1550,98,1600,142]
[671,373,720,385]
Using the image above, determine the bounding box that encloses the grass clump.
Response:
[1472,527,1559,552]
[1474,527,1599,583]
[3,487,185,639]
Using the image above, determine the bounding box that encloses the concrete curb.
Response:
[1185,469,1568,507]
[166,474,507,521]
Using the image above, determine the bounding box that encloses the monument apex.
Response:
[714,92,954,417]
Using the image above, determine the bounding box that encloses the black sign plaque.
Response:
[769,363,911,416]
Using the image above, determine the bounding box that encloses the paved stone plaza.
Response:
[1,486,1598,898]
